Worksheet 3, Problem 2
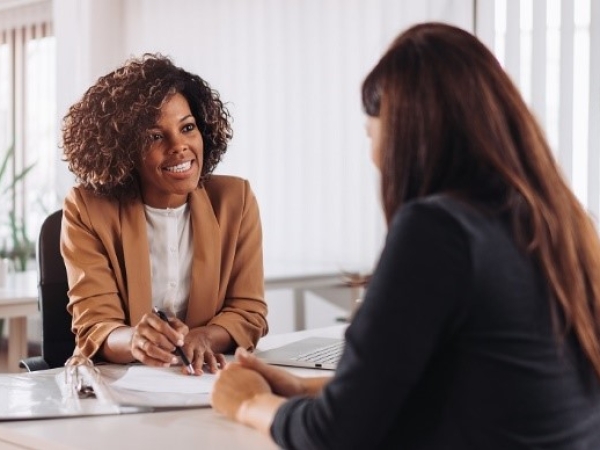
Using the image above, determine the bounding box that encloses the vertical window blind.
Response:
[476,0,600,222]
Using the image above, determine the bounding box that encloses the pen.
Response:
[152,306,194,375]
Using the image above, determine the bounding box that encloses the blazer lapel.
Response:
[121,201,153,326]
[186,188,221,326]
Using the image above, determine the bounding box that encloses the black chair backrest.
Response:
[38,209,74,368]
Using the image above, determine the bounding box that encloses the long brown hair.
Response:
[362,22,600,378]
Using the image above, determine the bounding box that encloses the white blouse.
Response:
[143,202,193,320]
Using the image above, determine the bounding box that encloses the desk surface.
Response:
[264,261,345,290]
[0,325,347,450]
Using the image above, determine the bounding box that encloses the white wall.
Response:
[53,0,474,332]
[54,0,473,268]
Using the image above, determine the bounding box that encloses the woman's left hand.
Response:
[182,326,229,375]
[211,362,272,421]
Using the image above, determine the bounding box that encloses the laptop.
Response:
[254,337,344,370]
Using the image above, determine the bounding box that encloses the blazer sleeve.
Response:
[61,188,128,359]
[207,180,268,350]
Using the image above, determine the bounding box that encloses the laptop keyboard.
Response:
[291,341,345,364]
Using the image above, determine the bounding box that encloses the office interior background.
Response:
[0,0,598,335]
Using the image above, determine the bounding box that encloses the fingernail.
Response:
[176,339,184,346]
[171,357,178,364]
[238,347,249,357]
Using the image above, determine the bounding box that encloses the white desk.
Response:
[0,325,347,450]
[0,271,38,373]
[265,261,367,330]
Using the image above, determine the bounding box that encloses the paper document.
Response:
[94,364,214,409]
[109,366,216,394]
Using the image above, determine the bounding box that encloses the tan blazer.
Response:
[61,175,267,359]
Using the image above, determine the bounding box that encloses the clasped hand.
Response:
[211,347,308,422]
[131,312,226,375]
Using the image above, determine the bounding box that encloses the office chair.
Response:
[19,209,75,371]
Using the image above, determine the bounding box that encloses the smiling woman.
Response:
[59,54,268,375]
[137,93,204,208]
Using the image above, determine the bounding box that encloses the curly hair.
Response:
[61,53,232,200]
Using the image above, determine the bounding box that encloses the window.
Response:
[0,1,58,265]
[476,0,600,221]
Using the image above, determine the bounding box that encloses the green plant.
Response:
[0,143,36,271]
[8,210,33,271]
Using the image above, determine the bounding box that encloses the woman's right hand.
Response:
[234,347,325,397]
[131,312,189,368]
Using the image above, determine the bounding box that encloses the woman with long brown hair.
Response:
[211,22,600,449]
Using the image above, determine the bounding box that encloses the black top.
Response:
[271,195,600,449]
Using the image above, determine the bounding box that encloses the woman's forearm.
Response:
[302,376,331,396]
[238,376,329,434]
[100,326,136,363]
[238,393,287,435]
